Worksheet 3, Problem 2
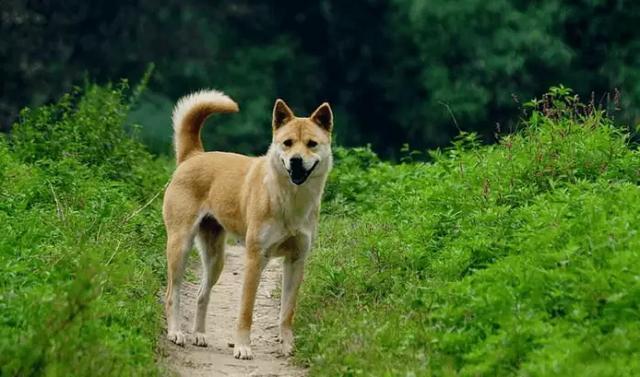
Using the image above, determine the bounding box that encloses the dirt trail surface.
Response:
[163,246,307,377]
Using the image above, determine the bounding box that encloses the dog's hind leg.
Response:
[165,215,199,346]
[192,216,226,347]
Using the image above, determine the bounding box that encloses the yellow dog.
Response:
[163,90,333,359]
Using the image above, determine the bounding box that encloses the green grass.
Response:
[0,83,171,376]
[295,88,640,376]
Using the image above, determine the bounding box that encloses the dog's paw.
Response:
[167,331,186,346]
[279,330,295,356]
[280,341,295,356]
[233,344,253,360]
[193,332,208,347]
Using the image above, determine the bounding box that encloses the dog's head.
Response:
[270,99,333,186]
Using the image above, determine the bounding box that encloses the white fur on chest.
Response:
[258,184,319,252]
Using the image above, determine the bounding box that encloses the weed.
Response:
[296,88,640,376]
[0,83,170,376]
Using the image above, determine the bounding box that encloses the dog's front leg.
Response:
[234,243,267,360]
[279,254,306,356]
[279,234,310,356]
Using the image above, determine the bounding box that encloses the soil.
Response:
[162,245,307,377]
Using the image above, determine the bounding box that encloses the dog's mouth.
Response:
[285,159,319,185]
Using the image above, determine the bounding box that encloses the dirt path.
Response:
[163,245,307,377]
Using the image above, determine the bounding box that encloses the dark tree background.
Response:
[2,0,640,157]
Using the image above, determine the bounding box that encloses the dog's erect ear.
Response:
[272,99,295,130]
[310,102,333,132]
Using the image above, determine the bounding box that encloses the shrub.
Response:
[296,87,640,376]
[0,84,170,376]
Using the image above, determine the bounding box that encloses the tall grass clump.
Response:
[296,87,640,376]
[0,83,170,376]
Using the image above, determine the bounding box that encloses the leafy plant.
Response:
[296,88,640,376]
[0,84,170,376]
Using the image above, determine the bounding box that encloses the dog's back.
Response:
[164,151,260,237]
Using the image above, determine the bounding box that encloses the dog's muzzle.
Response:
[287,157,319,185]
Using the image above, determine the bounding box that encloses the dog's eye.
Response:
[307,140,318,148]
[283,139,293,147]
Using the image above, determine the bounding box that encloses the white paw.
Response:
[281,341,294,356]
[233,344,253,360]
[279,330,294,356]
[167,331,186,346]
[193,332,208,347]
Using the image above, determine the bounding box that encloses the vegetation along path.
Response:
[163,245,306,377]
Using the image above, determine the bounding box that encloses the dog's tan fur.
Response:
[163,89,333,360]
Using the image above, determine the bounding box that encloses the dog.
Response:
[163,89,333,360]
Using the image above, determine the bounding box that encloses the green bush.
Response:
[296,87,640,376]
[0,84,170,376]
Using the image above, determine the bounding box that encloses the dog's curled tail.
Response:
[172,89,239,164]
